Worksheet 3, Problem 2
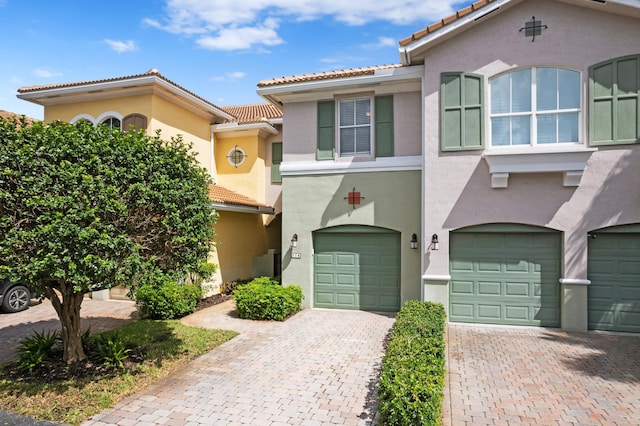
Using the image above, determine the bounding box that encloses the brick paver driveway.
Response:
[84,301,396,426]
[443,324,640,425]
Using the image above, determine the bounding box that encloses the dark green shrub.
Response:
[94,332,131,369]
[16,330,60,373]
[134,281,203,319]
[233,276,302,321]
[377,301,446,425]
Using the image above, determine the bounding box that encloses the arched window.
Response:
[101,117,121,130]
[490,67,581,147]
[123,114,147,131]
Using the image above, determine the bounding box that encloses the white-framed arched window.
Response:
[70,113,96,124]
[96,111,123,130]
[489,67,581,147]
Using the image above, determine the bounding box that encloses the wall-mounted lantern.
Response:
[410,233,418,250]
[290,233,298,248]
[431,234,439,251]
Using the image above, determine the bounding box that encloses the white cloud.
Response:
[104,39,138,53]
[362,36,397,49]
[211,72,247,81]
[146,0,462,51]
[32,69,62,78]
[195,18,282,51]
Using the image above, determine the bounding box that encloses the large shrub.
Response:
[134,281,202,320]
[377,301,447,425]
[233,276,302,321]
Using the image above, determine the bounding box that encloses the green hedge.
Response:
[233,276,302,321]
[134,281,202,320]
[377,301,447,425]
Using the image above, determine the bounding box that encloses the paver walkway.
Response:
[443,324,640,425]
[83,301,396,426]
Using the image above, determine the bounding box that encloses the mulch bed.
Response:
[193,293,232,313]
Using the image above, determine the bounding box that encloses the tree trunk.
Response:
[45,283,87,363]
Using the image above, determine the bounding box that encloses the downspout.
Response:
[210,126,217,183]
[420,67,425,303]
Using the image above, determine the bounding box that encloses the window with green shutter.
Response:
[317,96,394,160]
[441,72,484,151]
[589,55,640,146]
[271,142,282,183]
[317,100,335,160]
[375,95,394,157]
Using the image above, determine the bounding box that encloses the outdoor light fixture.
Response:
[410,233,418,249]
[431,234,439,251]
[290,233,298,248]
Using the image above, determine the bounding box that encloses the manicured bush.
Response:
[134,281,202,320]
[233,276,302,321]
[377,301,447,425]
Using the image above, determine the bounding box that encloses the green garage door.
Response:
[314,228,400,311]
[450,226,561,326]
[588,228,640,333]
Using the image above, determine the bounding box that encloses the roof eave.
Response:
[211,202,275,215]
[400,0,513,64]
[17,75,235,122]
[257,65,424,103]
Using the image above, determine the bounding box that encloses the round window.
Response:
[227,146,246,167]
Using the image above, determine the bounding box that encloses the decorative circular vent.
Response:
[227,145,246,167]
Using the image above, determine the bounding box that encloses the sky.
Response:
[0,0,474,120]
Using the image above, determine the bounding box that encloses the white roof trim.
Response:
[211,203,275,215]
[257,66,424,101]
[280,155,422,176]
[17,75,234,122]
[212,121,279,135]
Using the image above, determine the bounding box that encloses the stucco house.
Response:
[17,69,283,298]
[258,0,640,332]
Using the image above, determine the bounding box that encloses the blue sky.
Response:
[1,0,473,119]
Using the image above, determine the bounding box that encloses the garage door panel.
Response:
[314,231,400,311]
[450,231,560,327]
[316,253,334,265]
[505,282,529,296]
[478,304,502,320]
[478,281,501,295]
[315,273,334,286]
[451,280,474,295]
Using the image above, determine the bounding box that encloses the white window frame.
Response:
[488,67,582,148]
[337,96,373,158]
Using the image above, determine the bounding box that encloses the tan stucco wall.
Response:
[418,0,640,330]
[281,171,422,309]
[43,93,213,173]
[215,134,266,204]
[209,210,281,286]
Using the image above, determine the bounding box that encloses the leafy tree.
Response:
[0,117,217,363]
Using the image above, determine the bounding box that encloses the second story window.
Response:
[339,97,371,157]
[490,67,581,147]
[101,117,121,130]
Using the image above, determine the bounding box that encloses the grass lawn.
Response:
[0,320,237,426]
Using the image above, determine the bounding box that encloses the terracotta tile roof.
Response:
[399,0,497,46]
[257,64,403,88]
[208,184,271,209]
[222,103,282,124]
[0,109,39,124]
[17,69,228,118]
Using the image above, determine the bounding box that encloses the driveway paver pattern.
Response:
[443,324,640,426]
[83,301,396,426]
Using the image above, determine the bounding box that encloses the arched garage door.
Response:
[449,224,561,327]
[314,226,400,311]
[588,225,640,333]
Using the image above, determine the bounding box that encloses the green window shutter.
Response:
[271,142,282,183]
[441,72,484,151]
[589,54,640,146]
[317,100,335,160]
[375,95,394,157]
